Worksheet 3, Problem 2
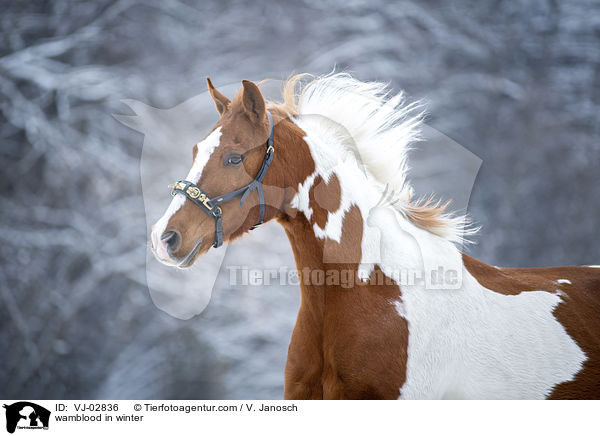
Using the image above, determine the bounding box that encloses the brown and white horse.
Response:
[150,74,600,399]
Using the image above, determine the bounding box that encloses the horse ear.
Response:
[206,77,230,116]
[241,80,265,120]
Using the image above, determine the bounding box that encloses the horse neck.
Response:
[275,128,412,387]
[275,115,372,274]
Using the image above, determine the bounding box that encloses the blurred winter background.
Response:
[1,0,598,399]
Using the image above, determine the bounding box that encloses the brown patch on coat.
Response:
[321,205,362,265]
[280,205,407,399]
[462,254,557,295]
[463,253,600,399]
[308,174,342,229]
[549,278,600,399]
[322,265,408,399]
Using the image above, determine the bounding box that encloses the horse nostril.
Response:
[161,230,181,253]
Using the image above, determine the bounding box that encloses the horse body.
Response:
[280,114,595,399]
[283,216,599,399]
[151,73,600,399]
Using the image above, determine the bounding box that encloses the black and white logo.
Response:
[3,402,50,434]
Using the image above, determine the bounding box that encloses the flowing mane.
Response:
[268,72,476,244]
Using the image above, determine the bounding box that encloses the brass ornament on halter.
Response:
[186,186,201,199]
[168,182,215,210]
[199,193,214,210]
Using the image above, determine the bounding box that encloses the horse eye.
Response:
[224,153,244,166]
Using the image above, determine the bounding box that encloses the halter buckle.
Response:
[168,181,187,196]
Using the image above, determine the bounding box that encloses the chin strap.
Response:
[169,111,275,248]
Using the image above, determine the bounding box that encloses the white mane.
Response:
[271,72,476,244]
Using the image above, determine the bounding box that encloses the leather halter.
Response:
[169,111,275,248]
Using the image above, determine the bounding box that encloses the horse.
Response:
[150,73,600,399]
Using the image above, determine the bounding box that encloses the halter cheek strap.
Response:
[169,111,275,248]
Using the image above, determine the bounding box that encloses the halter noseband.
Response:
[169,111,275,248]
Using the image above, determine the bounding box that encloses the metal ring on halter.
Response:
[169,111,275,248]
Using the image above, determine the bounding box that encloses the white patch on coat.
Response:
[290,172,317,222]
[397,277,586,399]
[556,279,572,285]
[151,127,222,263]
[290,114,586,400]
